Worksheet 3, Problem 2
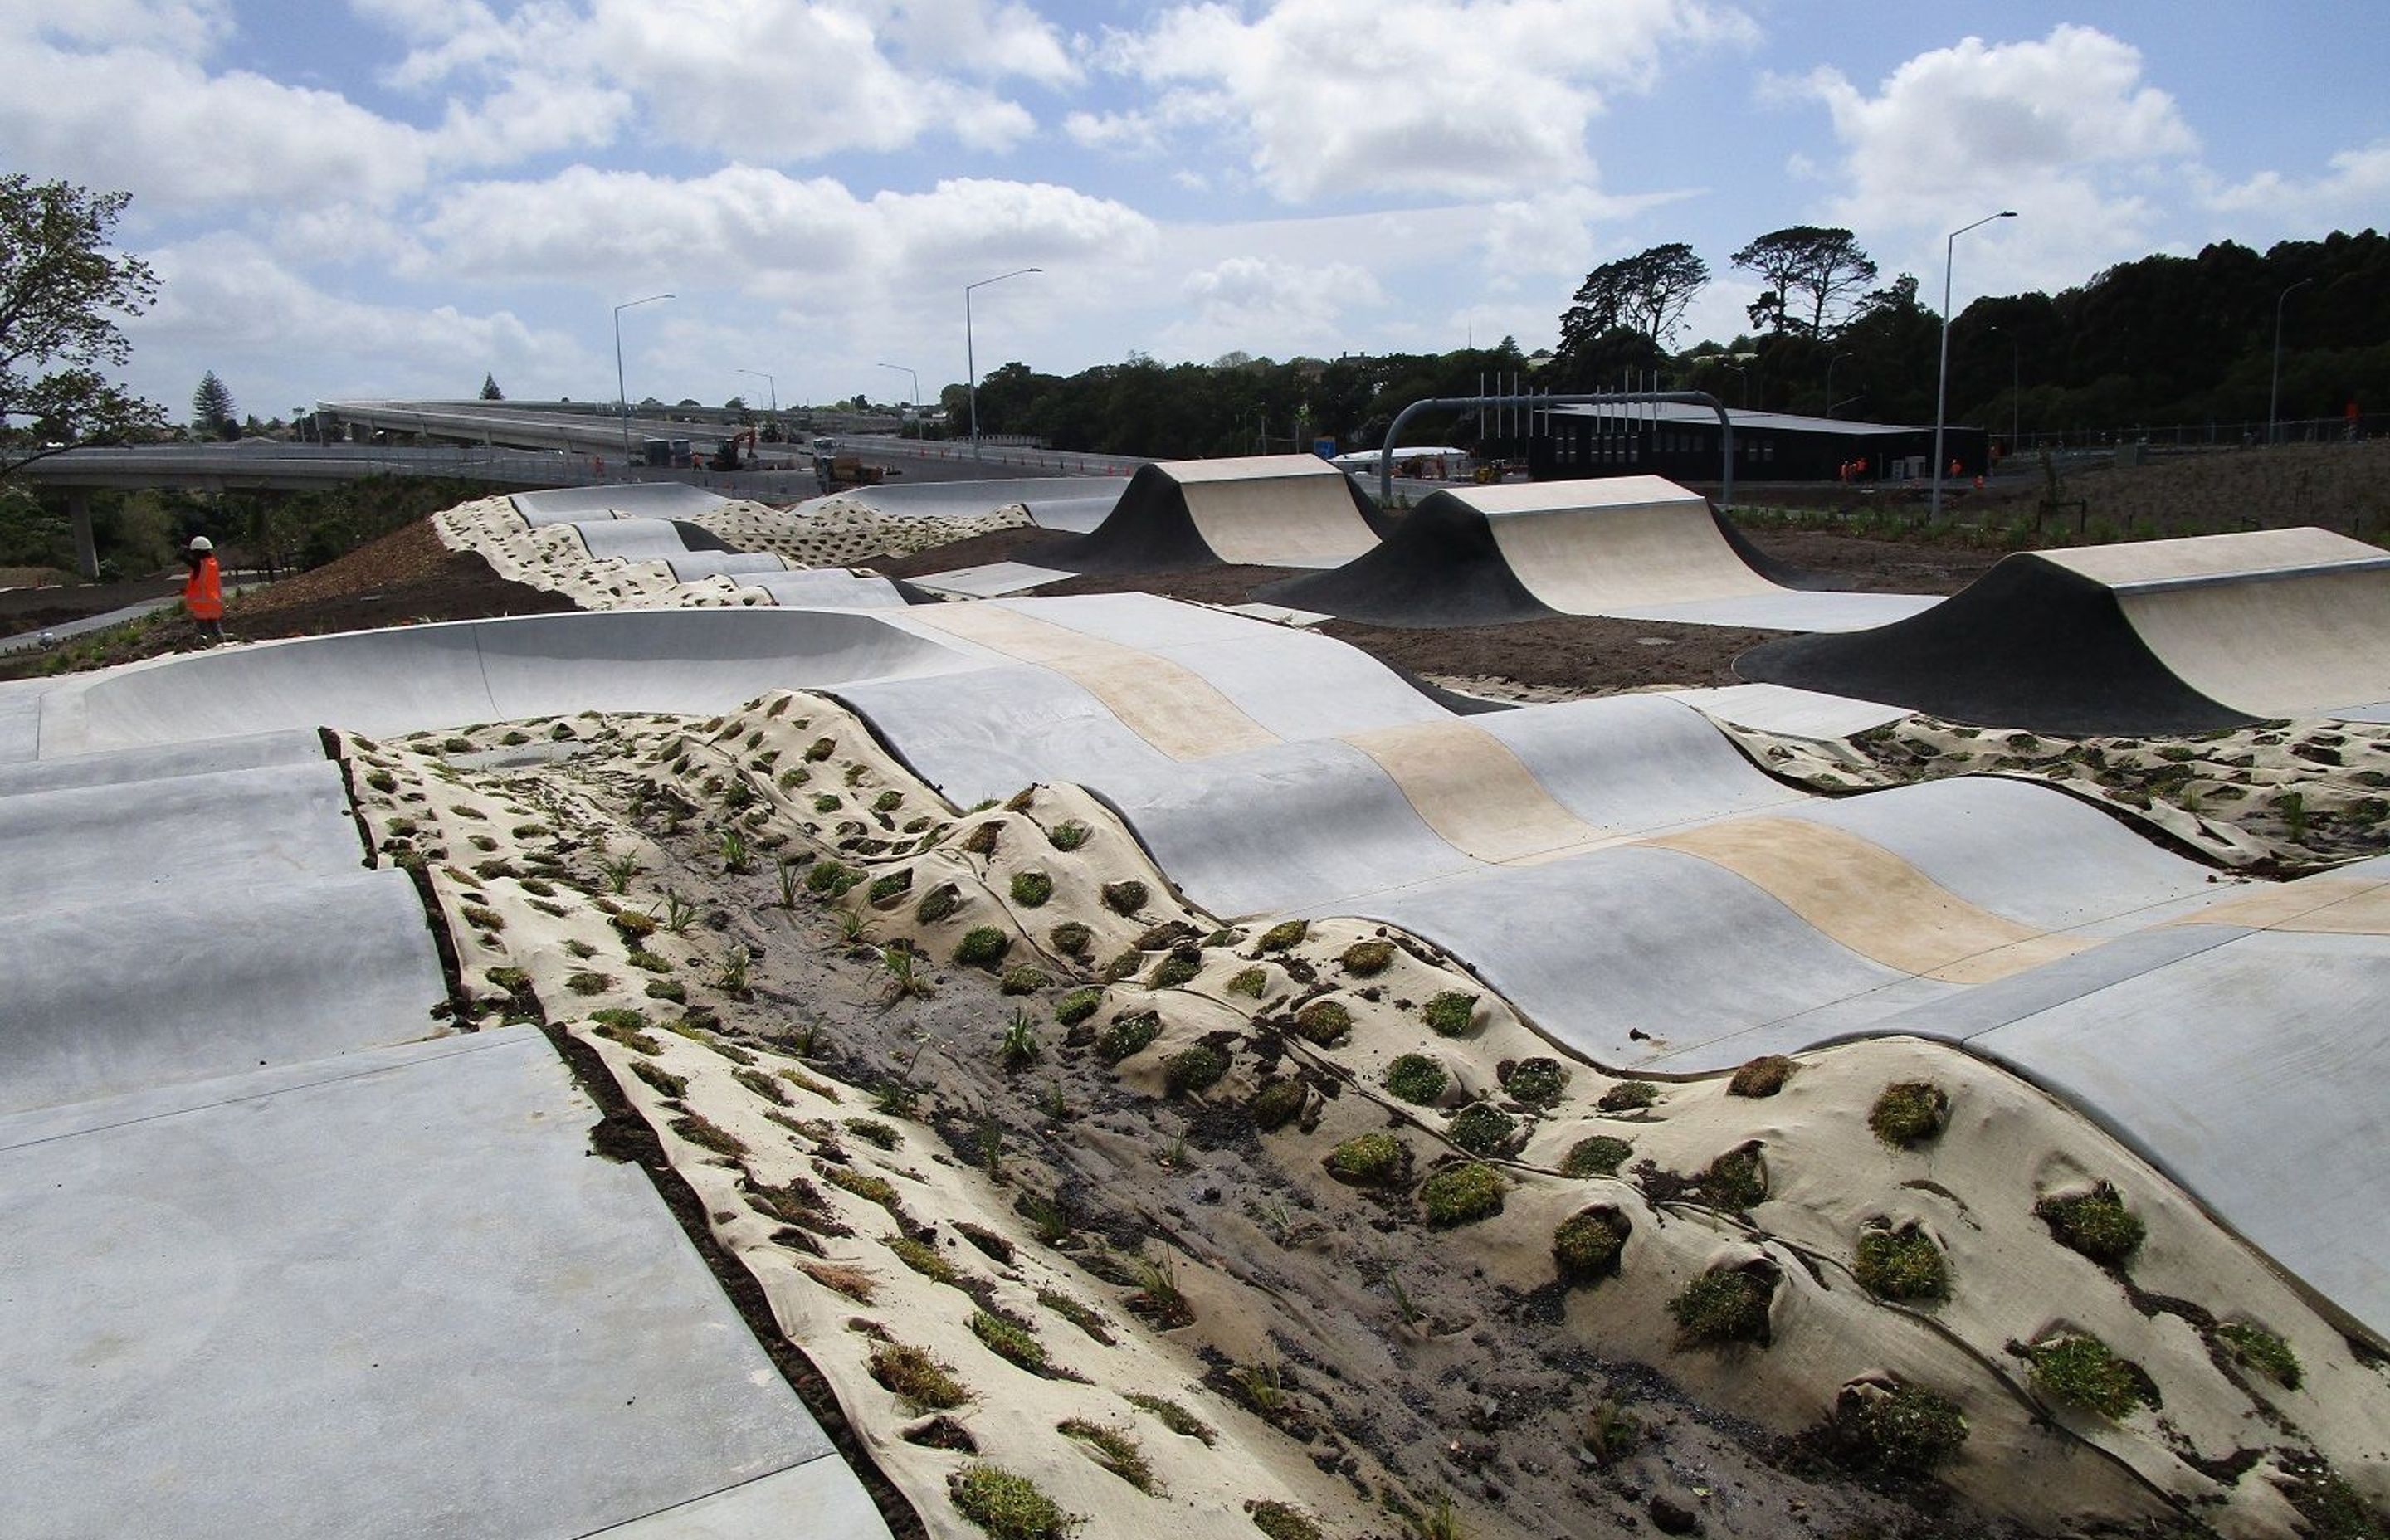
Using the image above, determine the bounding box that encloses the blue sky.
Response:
[8,0,2384,421]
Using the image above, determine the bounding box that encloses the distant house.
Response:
[1531,402,1989,484]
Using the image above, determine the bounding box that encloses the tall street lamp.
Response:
[1824,352,1851,418]
[613,292,673,471]
[1931,210,2015,519]
[2270,277,2312,446]
[966,267,1041,463]
[734,368,776,413]
[877,363,919,438]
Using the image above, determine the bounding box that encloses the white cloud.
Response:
[2202,139,2390,231]
[1161,255,1386,357]
[1088,0,1755,202]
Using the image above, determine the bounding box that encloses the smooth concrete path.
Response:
[907,560,1074,597]
[0,594,178,653]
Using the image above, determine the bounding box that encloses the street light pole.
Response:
[877,363,920,439]
[966,267,1041,464]
[2270,277,2312,446]
[1825,352,1851,418]
[1932,211,2015,519]
[734,368,776,413]
[612,292,673,472]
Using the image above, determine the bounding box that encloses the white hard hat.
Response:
[188,536,213,552]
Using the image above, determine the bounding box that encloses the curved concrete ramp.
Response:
[745,569,908,608]
[665,549,789,582]
[1740,527,2390,733]
[1271,476,1932,631]
[1047,456,1388,572]
[511,482,732,524]
[569,517,735,561]
[802,475,1129,525]
[39,610,980,754]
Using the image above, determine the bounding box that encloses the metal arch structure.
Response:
[1376,391,1735,508]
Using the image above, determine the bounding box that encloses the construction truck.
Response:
[812,440,888,493]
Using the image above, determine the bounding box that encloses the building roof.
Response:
[1546,402,1934,436]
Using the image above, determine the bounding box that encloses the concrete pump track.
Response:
[11,473,2390,1537]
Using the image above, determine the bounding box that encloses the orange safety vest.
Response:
[184,554,223,620]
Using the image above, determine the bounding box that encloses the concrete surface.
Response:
[512,483,732,523]
[666,550,790,582]
[907,560,1074,597]
[799,475,1129,524]
[743,570,907,608]
[1049,457,1386,572]
[572,518,704,561]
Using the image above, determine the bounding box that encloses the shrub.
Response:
[948,1465,1075,1540]
[566,971,611,996]
[1446,1102,1516,1157]
[1869,1081,1949,1147]
[1054,987,1103,1026]
[668,1113,746,1158]
[1047,820,1090,850]
[1700,1144,1769,1212]
[1561,1134,1633,1177]
[1163,1044,1228,1096]
[1010,871,1054,908]
[1728,1055,1796,1098]
[1100,948,1144,983]
[874,789,903,813]
[1854,1223,1949,1302]
[1553,1208,1628,1283]
[1227,965,1268,997]
[1148,945,1202,989]
[999,966,1049,996]
[968,1311,1049,1374]
[1502,1056,1570,1109]
[1056,1418,1158,1494]
[1383,1054,1448,1105]
[1292,1000,1351,1045]
[1668,1267,1773,1345]
[871,1343,969,1412]
[1256,919,1307,952]
[1422,991,1478,1036]
[1048,919,1090,957]
[1827,1382,1969,1475]
[867,869,914,905]
[960,822,1000,855]
[1249,1078,1307,1131]
[1097,1011,1161,1063]
[887,1234,958,1284]
[842,1117,900,1149]
[806,859,859,896]
[813,794,842,814]
[2217,1323,2303,1390]
[803,736,836,762]
[915,884,963,924]
[1340,939,1396,976]
[1100,879,1148,914]
[1325,1133,1402,1183]
[956,926,1011,967]
[1597,1080,1659,1113]
[1420,1162,1506,1226]
[2026,1334,2146,1419]
[1127,1393,1217,1446]
[643,977,686,1003]
[2035,1183,2145,1265]
[1245,1501,1321,1540]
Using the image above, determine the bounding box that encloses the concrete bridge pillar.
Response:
[68,491,98,579]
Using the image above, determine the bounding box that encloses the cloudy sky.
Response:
[10,0,2385,421]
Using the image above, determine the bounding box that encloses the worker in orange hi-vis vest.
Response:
[182,535,225,646]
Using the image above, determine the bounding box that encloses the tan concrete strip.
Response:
[905,604,1279,760]
[1339,721,1607,864]
[2168,874,2390,935]
[2117,565,2390,719]
[1637,816,2088,982]
[1179,472,1380,566]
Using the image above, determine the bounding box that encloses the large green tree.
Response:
[0,175,162,475]
[192,369,237,438]
[1730,226,1879,337]
[1556,244,1710,382]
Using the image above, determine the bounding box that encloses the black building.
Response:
[1529,403,1990,485]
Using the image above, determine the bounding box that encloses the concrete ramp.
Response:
[745,569,909,608]
[568,517,734,561]
[800,475,1129,526]
[1047,456,1389,572]
[510,483,731,524]
[665,549,788,582]
[1271,476,1932,631]
[1740,526,2390,733]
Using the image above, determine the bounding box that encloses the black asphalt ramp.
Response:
[1258,490,1562,629]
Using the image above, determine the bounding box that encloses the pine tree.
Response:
[480,373,504,401]
[192,370,237,438]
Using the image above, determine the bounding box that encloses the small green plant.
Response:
[1048,920,1090,957]
[629,1060,687,1099]
[843,1117,900,1149]
[873,789,903,813]
[2025,1333,2146,1419]
[668,1112,748,1159]
[1128,1249,1191,1326]
[1256,919,1307,952]
[2216,1323,2302,1390]
[1420,990,1478,1036]
[1326,1132,1403,1183]
[999,965,1049,995]
[887,1234,960,1284]
[1419,1162,1505,1226]
[1163,1044,1228,1096]
[1578,1396,1641,1467]
[1589,1075,1660,1114]
[565,970,612,996]
[1700,1143,1768,1212]
[1446,1102,1515,1157]
[364,768,398,793]
[2036,1182,2145,1265]
[1869,1081,1949,1147]
[1001,1010,1041,1068]
[956,925,1011,967]
[1053,987,1102,1026]
[916,884,963,924]
[1728,1054,1796,1098]
[803,735,836,762]
[969,1310,1049,1373]
[836,904,878,946]
[1227,965,1268,997]
[879,943,935,1001]
[1340,938,1397,976]
[1553,1208,1628,1284]
[611,908,661,944]
[804,859,859,899]
[867,869,914,906]
[1047,820,1090,850]
[1854,1222,1949,1302]
[1502,1056,1570,1109]
[1667,1267,1773,1346]
[1417,1492,1464,1540]
[961,821,1001,855]
[1148,945,1202,988]
[1560,1133,1632,1177]
[1383,1054,1448,1105]
[644,977,686,1003]
[713,946,751,995]
[869,1342,969,1412]
[1292,999,1351,1045]
[948,1464,1075,1540]
[597,851,640,894]
[461,904,505,933]
[1009,870,1054,908]
[1097,1011,1162,1062]
[1124,1392,1215,1445]
[1249,1078,1306,1131]
[1100,879,1148,914]
[1232,1355,1285,1413]
[1826,1381,1969,1475]
[1056,1418,1158,1493]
